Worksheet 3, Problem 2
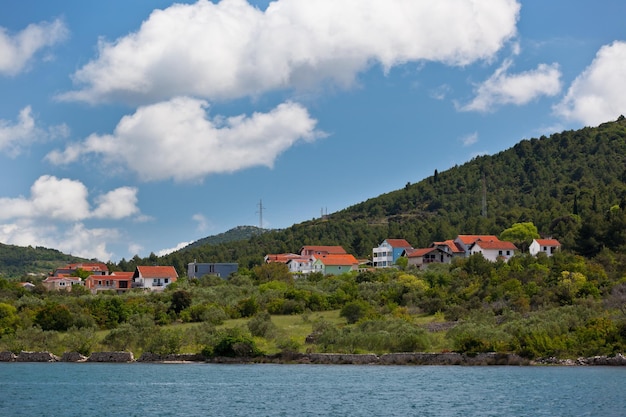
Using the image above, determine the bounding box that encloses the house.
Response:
[431,240,465,259]
[312,254,359,275]
[454,235,500,254]
[300,246,347,257]
[373,239,413,267]
[53,262,109,277]
[404,247,453,269]
[132,266,178,291]
[265,253,301,263]
[187,262,238,279]
[467,240,518,262]
[529,238,561,257]
[285,257,314,274]
[41,276,84,292]
[85,271,134,294]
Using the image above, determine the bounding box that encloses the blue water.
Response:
[1,363,625,416]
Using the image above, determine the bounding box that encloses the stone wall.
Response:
[16,351,59,362]
[87,351,134,362]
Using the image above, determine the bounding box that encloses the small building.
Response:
[404,247,453,269]
[286,257,314,274]
[529,238,561,257]
[85,271,134,294]
[41,276,83,292]
[312,254,359,275]
[53,262,109,277]
[431,240,466,259]
[467,240,518,262]
[187,262,238,279]
[373,239,413,268]
[454,235,500,254]
[300,246,347,257]
[132,266,178,291]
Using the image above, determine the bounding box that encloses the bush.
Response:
[202,328,261,357]
[340,300,374,324]
[247,311,276,338]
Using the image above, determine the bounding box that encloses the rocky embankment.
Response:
[2,351,626,365]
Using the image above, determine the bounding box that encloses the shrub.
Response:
[247,311,276,338]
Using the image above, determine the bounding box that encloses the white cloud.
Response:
[460,59,562,112]
[157,241,192,257]
[47,97,323,182]
[59,0,520,104]
[461,132,478,147]
[0,220,117,261]
[192,213,210,233]
[0,176,142,261]
[0,19,68,76]
[0,106,68,157]
[92,187,140,219]
[555,41,626,126]
[0,175,140,221]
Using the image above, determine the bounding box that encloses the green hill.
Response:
[0,243,89,279]
[159,116,626,271]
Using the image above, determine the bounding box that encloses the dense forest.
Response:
[1,117,626,360]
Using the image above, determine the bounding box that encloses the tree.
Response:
[500,222,540,252]
[170,290,192,315]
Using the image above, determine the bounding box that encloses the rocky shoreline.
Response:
[2,350,626,366]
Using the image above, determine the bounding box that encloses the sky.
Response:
[0,0,625,262]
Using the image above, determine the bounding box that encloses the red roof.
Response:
[457,235,500,244]
[433,240,465,253]
[384,239,413,248]
[135,266,178,279]
[535,239,561,247]
[67,262,109,272]
[301,245,347,253]
[473,240,517,250]
[315,254,359,266]
[406,248,436,258]
[265,253,300,263]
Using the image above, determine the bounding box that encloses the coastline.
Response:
[2,350,626,366]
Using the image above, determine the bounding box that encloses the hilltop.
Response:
[157,116,626,271]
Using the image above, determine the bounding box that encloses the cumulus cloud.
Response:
[0,19,68,76]
[0,175,140,221]
[47,97,323,182]
[0,176,142,260]
[59,0,520,104]
[554,41,626,126]
[0,220,118,261]
[459,59,562,112]
[0,106,68,157]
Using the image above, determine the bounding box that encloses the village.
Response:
[39,234,561,294]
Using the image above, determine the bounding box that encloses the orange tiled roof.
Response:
[433,240,465,253]
[67,262,109,272]
[266,253,300,263]
[535,239,561,246]
[473,240,517,250]
[300,245,347,254]
[384,239,413,248]
[315,254,359,266]
[136,266,178,279]
[457,235,500,244]
[406,248,436,258]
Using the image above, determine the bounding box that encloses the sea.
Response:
[1,363,625,416]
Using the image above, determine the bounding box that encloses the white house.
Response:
[467,240,518,262]
[529,238,561,257]
[373,239,413,268]
[404,247,452,269]
[132,266,178,291]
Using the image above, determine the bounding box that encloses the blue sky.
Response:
[1,0,625,262]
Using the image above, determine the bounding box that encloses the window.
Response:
[506,251,510,255]
[499,250,503,255]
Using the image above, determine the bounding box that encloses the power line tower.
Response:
[256,199,266,229]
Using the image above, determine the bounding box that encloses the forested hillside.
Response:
[155,116,626,272]
[0,243,88,278]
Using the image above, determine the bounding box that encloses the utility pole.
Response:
[257,199,266,229]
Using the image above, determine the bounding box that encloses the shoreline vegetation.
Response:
[2,350,626,366]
